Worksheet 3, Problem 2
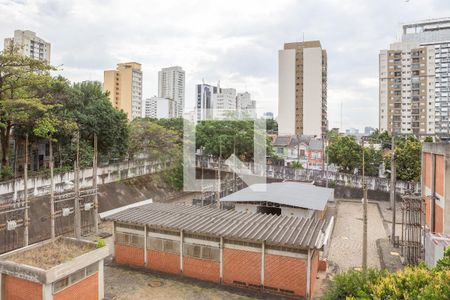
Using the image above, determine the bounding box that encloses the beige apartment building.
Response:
[278,41,327,136]
[380,18,450,138]
[104,62,143,121]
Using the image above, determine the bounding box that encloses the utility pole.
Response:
[74,132,81,239]
[390,135,397,245]
[93,134,99,234]
[216,140,222,208]
[50,139,55,239]
[362,139,368,272]
[23,134,29,246]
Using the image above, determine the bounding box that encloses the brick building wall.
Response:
[3,275,42,300]
[147,250,180,274]
[53,273,99,300]
[264,254,307,296]
[183,256,220,283]
[422,149,446,234]
[223,248,261,286]
[310,251,319,298]
[115,244,145,267]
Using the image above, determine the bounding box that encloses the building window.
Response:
[116,232,144,247]
[183,243,220,261]
[147,237,180,254]
[52,263,99,294]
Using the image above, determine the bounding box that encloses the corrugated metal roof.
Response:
[104,203,331,250]
[220,182,333,210]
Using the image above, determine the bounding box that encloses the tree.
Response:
[384,136,422,182]
[52,81,129,166]
[129,118,180,161]
[424,136,433,143]
[327,135,361,173]
[0,45,56,166]
[265,118,278,134]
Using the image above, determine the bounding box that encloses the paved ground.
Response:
[104,263,258,300]
[327,201,387,271]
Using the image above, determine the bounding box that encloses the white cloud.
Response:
[1,0,450,130]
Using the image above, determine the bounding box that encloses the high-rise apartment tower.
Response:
[158,66,185,117]
[4,30,51,62]
[380,18,450,138]
[104,62,143,121]
[278,40,327,136]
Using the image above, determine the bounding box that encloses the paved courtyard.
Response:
[104,263,262,300]
[327,201,387,271]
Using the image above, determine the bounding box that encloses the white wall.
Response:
[303,47,323,136]
[278,49,296,135]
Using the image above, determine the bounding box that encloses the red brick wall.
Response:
[223,248,261,286]
[115,243,145,267]
[436,203,444,234]
[423,153,431,189]
[4,275,42,300]
[183,256,220,283]
[53,273,98,300]
[436,154,445,197]
[310,251,319,299]
[264,254,307,296]
[147,250,180,274]
[425,197,431,229]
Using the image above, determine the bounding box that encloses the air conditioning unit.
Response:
[84,203,94,211]
[7,220,17,231]
[62,208,72,217]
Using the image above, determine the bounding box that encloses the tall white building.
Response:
[158,66,185,117]
[212,87,237,119]
[236,92,256,118]
[278,41,327,136]
[144,97,176,119]
[4,30,51,62]
[379,18,450,138]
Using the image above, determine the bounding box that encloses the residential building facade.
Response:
[272,135,324,169]
[158,66,185,117]
[278,41,327,137]
[212,87,237,119]
[104,62,143,121]
[144,97,176,119]
[380,18,450,138]
[4,30,51,62]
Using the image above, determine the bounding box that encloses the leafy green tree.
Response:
[265,118,278,134]
[0,45,56,166]
[196,120,274,161]
[363,146,383,177]
[424,136,433,143]
[386,136,422,181]
[327,135,361,173]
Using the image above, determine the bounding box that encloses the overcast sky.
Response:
[2,0,450,130]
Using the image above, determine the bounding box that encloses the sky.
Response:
[2,0,450,131]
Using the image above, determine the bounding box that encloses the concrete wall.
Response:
[198,159,421,196]
[0,159,164,202]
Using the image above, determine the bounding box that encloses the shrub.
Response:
[96,239,106,248]
[322,268,387,300]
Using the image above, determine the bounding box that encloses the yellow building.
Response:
[104,62,143,121]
